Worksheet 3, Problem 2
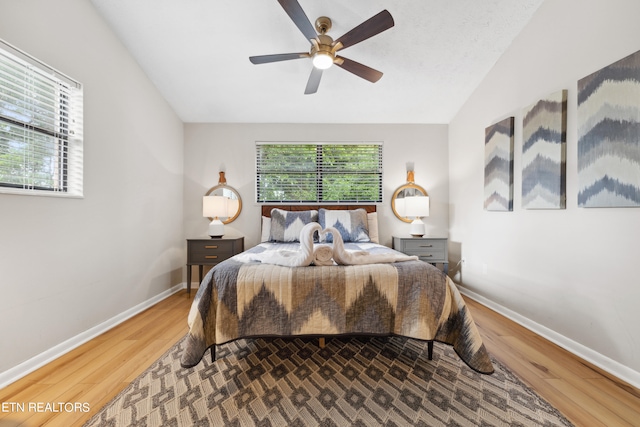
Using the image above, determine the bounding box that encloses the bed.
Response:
[180,205,494,374]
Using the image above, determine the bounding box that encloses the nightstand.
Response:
[186,236,244,295]
[393,236,448,274]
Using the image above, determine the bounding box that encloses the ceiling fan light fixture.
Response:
[312,51,333,69]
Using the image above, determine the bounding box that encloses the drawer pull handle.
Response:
[421,254,433,257]
[205,255,218,259]
[205,245,218,249]
[420,245,433,248]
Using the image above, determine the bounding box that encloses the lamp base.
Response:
[208,219,224,238]
[409,218,425,237]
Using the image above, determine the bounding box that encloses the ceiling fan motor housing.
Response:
[311,34,334,56]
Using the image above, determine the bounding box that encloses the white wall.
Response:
[0,0,184,375]
[184,123,448,249]
[449,0,640,385]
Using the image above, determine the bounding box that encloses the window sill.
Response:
[0,187,84,199]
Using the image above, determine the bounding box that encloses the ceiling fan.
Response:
[249,0,395,94]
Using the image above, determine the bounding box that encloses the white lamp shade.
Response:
[404,196,430,218]
[203,195,228,218]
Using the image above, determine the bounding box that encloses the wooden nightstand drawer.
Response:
[188,240,236,263]
[401,239,446,258]
[393,236,448,273]
[186,237,244,295]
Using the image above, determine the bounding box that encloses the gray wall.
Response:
[184,123,449,249]
[449,0,640,386]
[0,0,184,375]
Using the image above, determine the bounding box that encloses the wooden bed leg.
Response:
[427,340,433,360]
[210,345,216,362]
[319,337,325,348]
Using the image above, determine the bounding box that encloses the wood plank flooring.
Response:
[464,297,640,427]
[1,290,639,426]
[0,291,192,427]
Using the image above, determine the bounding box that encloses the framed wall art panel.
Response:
[522,90,567,209]
[484,117,514,211]
[577,49,640,207]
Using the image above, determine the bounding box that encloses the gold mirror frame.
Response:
[391,183,428,223]
[204,184,242,224]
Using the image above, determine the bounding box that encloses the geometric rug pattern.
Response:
[84,336,574,426]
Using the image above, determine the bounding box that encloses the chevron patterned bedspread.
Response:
[180,242,494,374]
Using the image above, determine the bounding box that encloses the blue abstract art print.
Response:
[578,49,640,207]
[484,117,514,211]
[522,90,567,209]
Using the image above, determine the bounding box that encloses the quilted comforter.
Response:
[180,242,494,374]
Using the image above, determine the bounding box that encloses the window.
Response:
[0,39,83,197]
[256,142,383,203]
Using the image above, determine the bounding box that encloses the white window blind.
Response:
[0,39,83,197]
[256,142,383,203]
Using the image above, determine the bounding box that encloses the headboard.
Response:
[261,204,377,217]
[260,204,379,244]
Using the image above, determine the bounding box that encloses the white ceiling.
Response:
[90,0,543,124]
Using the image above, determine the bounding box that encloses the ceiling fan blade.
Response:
[249,52,309,64]
[278,0,317,42]
[335,56,383,83]
[334,10,394,50]
[304,67,323,94]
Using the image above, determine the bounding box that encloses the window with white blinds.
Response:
[256,142,383,203]
[0,39,83,197]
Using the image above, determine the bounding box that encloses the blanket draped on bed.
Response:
[181,243,494,374]
[238,222,417,267]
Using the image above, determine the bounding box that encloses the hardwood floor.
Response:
[1,289,639,426]
[0,291,192,427]
[464,297,640,427]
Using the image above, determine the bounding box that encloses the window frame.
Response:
[0,38,83,198]
[255,141,383,204]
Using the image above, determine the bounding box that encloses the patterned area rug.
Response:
[84,336,574,426]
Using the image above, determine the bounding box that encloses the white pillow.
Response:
[261,216,271,242]
[367,212,379,244]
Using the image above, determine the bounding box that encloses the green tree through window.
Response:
[256,143,382,203]
[0,40,83,196]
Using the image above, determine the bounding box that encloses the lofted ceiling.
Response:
[90,0,544,124]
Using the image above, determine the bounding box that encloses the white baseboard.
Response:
[0,283,186,390]
[458,285,640,390]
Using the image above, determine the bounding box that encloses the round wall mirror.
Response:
[204,184,242,224]
[391,183,428,223]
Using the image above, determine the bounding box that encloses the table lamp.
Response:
[404,195,430,237]
[203,195,228,237]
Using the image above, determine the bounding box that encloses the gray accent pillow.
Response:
[269,209,318,242]
[318,208,371,243]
